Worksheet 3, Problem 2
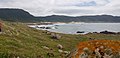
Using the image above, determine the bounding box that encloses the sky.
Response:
[0,0,120,16]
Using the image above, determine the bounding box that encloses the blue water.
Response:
[29,23,120,34]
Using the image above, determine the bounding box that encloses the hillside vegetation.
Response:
[0,21,120,58]
[71,40,120,58]
[0,8,39,22]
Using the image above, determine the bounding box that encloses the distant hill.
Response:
[0,8,38,22]
[0,8,120,23]
[39,15,120,23]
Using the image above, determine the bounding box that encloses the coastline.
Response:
[25,22,85,25]
[28,23,120,35]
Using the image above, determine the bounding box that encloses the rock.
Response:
[0,32,2,34]
[47,53,54,57]
[83,47,89,51]
[57,44,63,49]
[104,48,112,55]
[100,46,104,49]
[76,31,85,33]
[103,53,113,58]
[47,49,54,57]
[93,32,98,33]
[45,27,50,29]
[64,51,70,54]
[37,55,44,58]
[80,52,89,58]
[117,32,120,34]
[87,32,92,34]
[95,48,102,58]
[100,30,116,34]
[46,32,51,35]
[42,46,49,50]
[56,34,61,39]
[89,38,95,40]
[17,56,20,58]
[51,33,61,40]
[58,49,63,53]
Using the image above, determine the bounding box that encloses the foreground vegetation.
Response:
[71,40,120,58]
[0,21,120,58]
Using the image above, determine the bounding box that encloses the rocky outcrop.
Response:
[100,30,116,34]
[76,31,85,33]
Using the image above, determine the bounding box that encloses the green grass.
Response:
[0,21,120,58]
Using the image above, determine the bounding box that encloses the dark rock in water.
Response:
[86,32,92,34]
[45,27,51,29]
[54,25,59,26]
[39,27,45,29]
[55,27,58,29]
[100,30,116,34]
[76,31,85,33]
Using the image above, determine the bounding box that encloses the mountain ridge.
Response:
[0,8,120,22]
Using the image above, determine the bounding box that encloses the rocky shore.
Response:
[86,30,120,35]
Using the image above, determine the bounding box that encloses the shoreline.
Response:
[27,22,120,35]
[26,22,120,25]
[25,22,85,25]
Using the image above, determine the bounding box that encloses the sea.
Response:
[28,23,120,34]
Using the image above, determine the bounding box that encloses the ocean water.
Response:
[29,23,120,34]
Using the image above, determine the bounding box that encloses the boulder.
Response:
[76,31,85,33]
[51,33,61,40]
[47,49,54,57]
[57,44,63,49]
[63,51,70,54]
[45,27,51,29]
[58,49,63,53]
[46,32,51,35]
[42,46,49,50]
[93,32,98,33]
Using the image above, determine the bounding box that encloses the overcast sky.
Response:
[0,0,120,16]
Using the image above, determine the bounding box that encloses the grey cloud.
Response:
[54,9,95,15]
[0,0,120,16]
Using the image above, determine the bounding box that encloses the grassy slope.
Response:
[0,21,87,58]
[0,21,120,58]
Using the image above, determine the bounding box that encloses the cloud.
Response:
[0,0,120,16]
